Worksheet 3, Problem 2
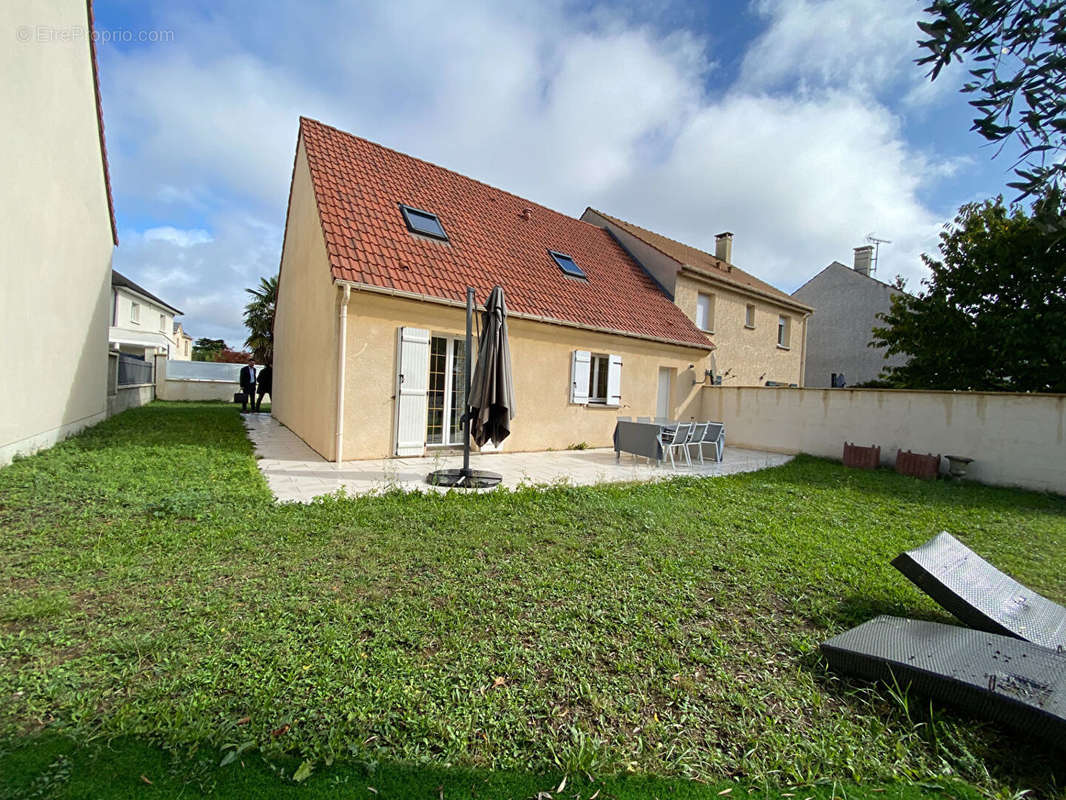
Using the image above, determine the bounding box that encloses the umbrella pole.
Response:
[424,287,502,489]
[462,286,474,477]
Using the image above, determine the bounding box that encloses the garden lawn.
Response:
[1,402,1064,798]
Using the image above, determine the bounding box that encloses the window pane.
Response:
[696,294,710,330]
[448,339,466,441]
[746,305,755,327]
[402,205,447,239]
[596,356,609,401]
[550,251,587,279]
[588,355,608,401]
[427,337,447,444]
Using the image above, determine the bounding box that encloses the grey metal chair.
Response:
[699,422,725,463]
[685,422,708,466]
[659,422,691,469]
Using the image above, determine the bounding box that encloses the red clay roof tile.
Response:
[298,117,711,350]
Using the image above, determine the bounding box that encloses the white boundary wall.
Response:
[701,387,1066,494]
[154,356,251,402]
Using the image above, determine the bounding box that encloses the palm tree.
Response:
[243,275,278,364]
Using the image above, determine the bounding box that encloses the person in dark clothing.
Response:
[255,365,272,412]
[238,360,256,413]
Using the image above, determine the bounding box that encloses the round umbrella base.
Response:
[426,468,502,489]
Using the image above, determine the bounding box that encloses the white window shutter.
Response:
[570,350,591,404]
[606,354,622,407]
[394,327,430,457]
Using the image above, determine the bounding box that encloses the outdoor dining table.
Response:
[613,420,674,463]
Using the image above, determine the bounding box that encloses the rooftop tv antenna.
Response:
[865,233,891,274]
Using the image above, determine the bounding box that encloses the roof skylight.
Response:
[400,204,448,240]
[549,250,587,279]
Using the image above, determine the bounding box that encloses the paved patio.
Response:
[243,414,793,502]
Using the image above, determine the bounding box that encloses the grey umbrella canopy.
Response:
[468,285,515,447]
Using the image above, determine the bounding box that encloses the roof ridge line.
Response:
[590,207,731,269]
[301,116,604,232]
[587,207,703,271]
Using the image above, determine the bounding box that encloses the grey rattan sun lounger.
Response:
[892,532,1066,650]
[821,615,1066,743]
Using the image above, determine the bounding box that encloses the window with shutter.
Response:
[570,350,591,404]
[395,327,431,456]
[588,354,609,403]
[606,354,622,407]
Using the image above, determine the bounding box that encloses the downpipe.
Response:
[335,284,350,464]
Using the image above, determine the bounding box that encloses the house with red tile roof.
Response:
[273,118,716,461]
[581,210,812,388]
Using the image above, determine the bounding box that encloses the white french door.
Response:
[426,335,467,446]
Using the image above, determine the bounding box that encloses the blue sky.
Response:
[93,0,1024,346]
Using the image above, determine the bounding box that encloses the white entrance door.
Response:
[426,335,467,446]
[656,367,672,420]
[395,327,430,456]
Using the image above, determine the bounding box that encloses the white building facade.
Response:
[109,271,183,360]
[0,0,118,466]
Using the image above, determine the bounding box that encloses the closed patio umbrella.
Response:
[426,286,513,489]
[468,285,515,447]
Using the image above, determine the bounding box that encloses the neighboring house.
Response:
[109,270,183,360]
[171,322,194,361]
[0,0,118,466]
[791,246,909,388]
[580,210,812,387]
[273,118,714,462]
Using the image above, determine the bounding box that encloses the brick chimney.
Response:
[853,245,874,276]
[715,232,733,263]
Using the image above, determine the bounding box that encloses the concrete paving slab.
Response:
[242,413,793,502]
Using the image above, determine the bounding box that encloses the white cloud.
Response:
[103,0,962,339]
[739,0,925,96]
[141,226,213,247]
[589,91,944,290]
[115,215,281,344]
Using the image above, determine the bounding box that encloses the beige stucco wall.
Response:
[674,274,807,387]
[0,0,114,465]
[170,334,193,361]
[272,137,339,459]
[702,386,1066,494]
[338,291,712,460]
[171,324,193,361]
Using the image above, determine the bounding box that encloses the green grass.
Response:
[1,402,1064,798]
[0,734,986,800]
